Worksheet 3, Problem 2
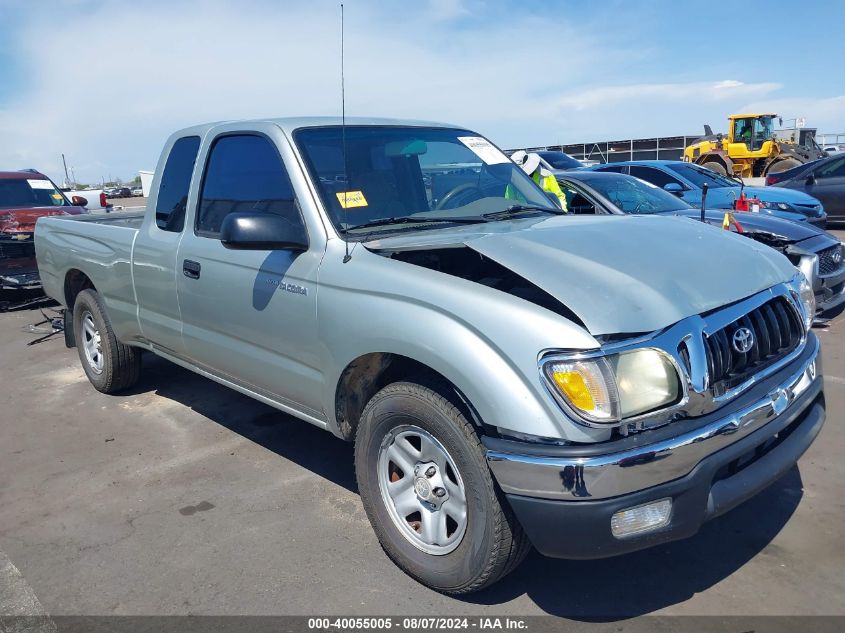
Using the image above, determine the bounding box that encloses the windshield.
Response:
[583,174,692,214]
[755,117,774,140]
[294,126,556,237]
[0,177,70,209]
[537,151,582,170]
[666,163,737,189]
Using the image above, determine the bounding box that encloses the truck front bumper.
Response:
[483,337,824,559]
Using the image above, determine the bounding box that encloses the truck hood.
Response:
[367,214,796,335]
[0,207,75,233]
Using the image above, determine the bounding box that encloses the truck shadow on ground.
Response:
[127,354,803,619]
[123,354,358,493]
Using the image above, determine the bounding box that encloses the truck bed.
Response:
[35,211,145,340]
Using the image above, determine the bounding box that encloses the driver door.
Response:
[175,126,325,416]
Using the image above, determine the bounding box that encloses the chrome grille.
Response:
[704,296,803,392]
[818,244,844,276]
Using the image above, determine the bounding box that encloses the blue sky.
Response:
[0,0,843,183]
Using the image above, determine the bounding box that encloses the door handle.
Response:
[183,259,201,279]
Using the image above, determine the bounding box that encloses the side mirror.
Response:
[663,182,684,196]
[71,195,88,207]
[806,174,816,186]
[220,211,309,251]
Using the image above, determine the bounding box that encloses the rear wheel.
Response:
[73,289,142,393]
[701,160,727,175]
[767,158,802,174]
[355,382,530,594]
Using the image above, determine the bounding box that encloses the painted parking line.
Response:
[0,550,56,631]
[824,375,845,386]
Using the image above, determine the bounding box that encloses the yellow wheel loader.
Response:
[683,113,827,178]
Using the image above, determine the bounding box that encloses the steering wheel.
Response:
[435,183,485,210]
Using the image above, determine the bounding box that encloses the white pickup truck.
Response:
[60,187,112,212]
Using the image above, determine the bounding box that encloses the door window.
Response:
[595,164,627,174]
[196,134,303,238]
[628,166,683,189]
[155,136,200,232]
[559,181,598,214]
[816,157,845,179]
[734,118,753,144]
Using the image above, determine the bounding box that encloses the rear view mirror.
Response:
[71,195,88,207]
[663,183,684,196]
[220,211,309,251]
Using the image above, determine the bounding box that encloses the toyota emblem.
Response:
[732,327,755,354]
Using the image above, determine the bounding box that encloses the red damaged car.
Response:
[0,170,87,302]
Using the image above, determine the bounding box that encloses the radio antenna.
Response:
[341,2,351,263]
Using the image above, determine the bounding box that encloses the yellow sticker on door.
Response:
[336,191,368,208]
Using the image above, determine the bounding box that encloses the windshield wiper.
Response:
[483,204,564,219]
[341,215,485,234]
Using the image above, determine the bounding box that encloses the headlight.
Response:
[795,273,816,331]
[543,349,681,425]
[761,201,791,211]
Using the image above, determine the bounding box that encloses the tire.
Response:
[767,158,802,175]
[701,160,727,175]
[73,289,142,393]
[355,382,530,594]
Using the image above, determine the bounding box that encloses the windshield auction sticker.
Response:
[457,136,510,165]
[27,179,54,190]
[336,190,368,208]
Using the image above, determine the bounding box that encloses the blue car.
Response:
[589,160,827,227]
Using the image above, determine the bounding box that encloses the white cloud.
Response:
[553,80,782,111]
[738,95,845,135]
[426,0,470,21]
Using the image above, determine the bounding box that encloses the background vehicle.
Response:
[683,113,827,177]
[131,186,144,196]
[591,160,827,227]
[1,170,86,296]
[554,169,845,315]
[767,155,845,223]
[35,117,824,594]
[107,186,132,198]
[533,150,583,171]
[61,186,113,211]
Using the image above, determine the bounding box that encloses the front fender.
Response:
[316,242,609,444]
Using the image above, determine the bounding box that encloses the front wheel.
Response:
[355,382,530,594]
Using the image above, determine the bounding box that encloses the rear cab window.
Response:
[155,136,201,232]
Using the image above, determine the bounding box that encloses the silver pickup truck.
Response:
[35,117,825,594]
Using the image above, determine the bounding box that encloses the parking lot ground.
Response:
[1,238,845,619]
